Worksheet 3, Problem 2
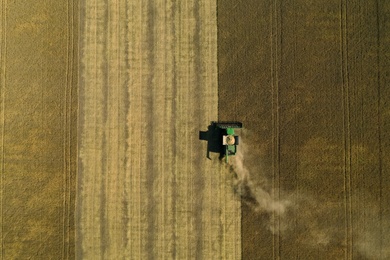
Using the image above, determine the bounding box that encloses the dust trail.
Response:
[354,206,390,259]
[230,139,342,245]
[230,136,390,258]
[231,140,292,234]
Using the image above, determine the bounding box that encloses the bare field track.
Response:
[77,0,241,259]
[0,0,78,259]
[219,0,390,259]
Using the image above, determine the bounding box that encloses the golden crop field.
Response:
[219,0,390,259]
[0,0,78,258]
[1,0,241,259]
[1,0,389,259]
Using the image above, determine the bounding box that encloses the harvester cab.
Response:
[199,121,242,162]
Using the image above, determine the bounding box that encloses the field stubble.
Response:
[77,0,241,259]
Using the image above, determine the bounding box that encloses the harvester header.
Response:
[213,122,243,129]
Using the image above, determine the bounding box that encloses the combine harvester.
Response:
[199,121,243,162]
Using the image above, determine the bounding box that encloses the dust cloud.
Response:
[230,134,390,259]
[230,142,338,245]
[231,139,293,234]
[354,208,390,259]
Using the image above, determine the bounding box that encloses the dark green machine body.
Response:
[213,122,242,162]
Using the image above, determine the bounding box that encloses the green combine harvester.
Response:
[199,121,243,162]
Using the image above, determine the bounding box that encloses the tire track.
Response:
[181,2,192,256]
[122,1,131,256]
[99,1,109,256]
[62,6,68,257]
[127,2,138,257]
[374,1,384,256]
[65,0,77,257]
[0,0,7,258]
[377,3,390,258]
[78,0,106,257]
[193,1,205,259]
[340,0,353,258]
[159,1,176,257]
[144,1,156,258]
[271,0,281,258]
[93,1,104,257]
[169,1,178,258]
[105,0,124,257]
[174,2,191,258]
[63,0,74,258]
[150,1,171,257]
[75,0,85,257]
